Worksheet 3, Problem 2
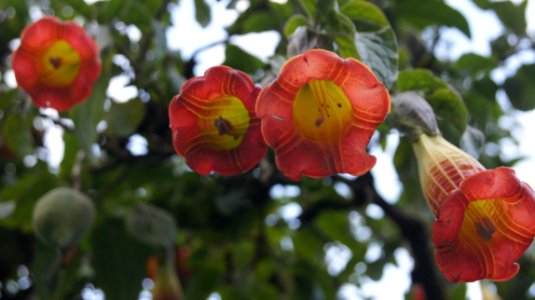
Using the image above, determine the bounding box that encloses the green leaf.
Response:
[489,0,527,34]
[397,69,447,92]
[315,211,359,249]
[59,132,81,181]
[504,64,535,111]
[194,0,211,27]
[326,10,356,37]
[337,1,398,88]
[92,218,153,300]
[69,62,109,157]
[298,0,317,19]
[455,53,498,73]
[396,0,471,37]
[340,0,389,30]
[240,12,279,33]
[293,227,326,264]
[464,91,502,128]
[224,44,265,74]
[354,28,399,89]
[185,258,224,299]
[448,282,467,300]
[125,202,177,247]
[284,14,308,37]
[335,35,359,58]
[50,0,91,19]
[427,88,468,143]
[0,167,58,231]
[32,240,61,300]
[3,113,34,158]
[105,99,145,137]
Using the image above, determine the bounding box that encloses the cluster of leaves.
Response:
[1,0,535,299]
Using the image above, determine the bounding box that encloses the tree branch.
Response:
[337,173,446,300]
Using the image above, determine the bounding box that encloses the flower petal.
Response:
[432,167,535,282]
[256,49,390,179]
[413,134,484,215]
[169,66,266,175]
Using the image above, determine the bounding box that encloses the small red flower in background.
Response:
[168,66,267,175]
[147,255,183,300]
[413,134,535,282]
[256,49,390,180]
[12,16,101,111]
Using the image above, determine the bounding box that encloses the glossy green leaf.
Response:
[354,28,398,89]
[335,35,359,58]
[105,99,145,137]
[504,64,535,111]
[337,0,398,88]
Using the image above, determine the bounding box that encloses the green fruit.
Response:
[32,187,96,248]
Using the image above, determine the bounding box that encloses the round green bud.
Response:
[32,187,96,248]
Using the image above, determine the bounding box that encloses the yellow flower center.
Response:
[200,95,250,150]
[41,40,81,87]
[460,200,499,244]
[292,80,352,143]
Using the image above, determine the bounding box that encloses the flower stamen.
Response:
[475,216,496,241]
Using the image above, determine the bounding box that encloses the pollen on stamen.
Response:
[315,116,324,127]
[214,115,234,136]
[49,57,62,69]
[475,217,496,241]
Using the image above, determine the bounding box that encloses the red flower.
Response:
[413,134,535,282]
[12,16,101,111]
[147,255,183,300]
[256,49,390,180]
[168,66,266,175]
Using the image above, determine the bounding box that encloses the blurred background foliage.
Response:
[0,0,535,299]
